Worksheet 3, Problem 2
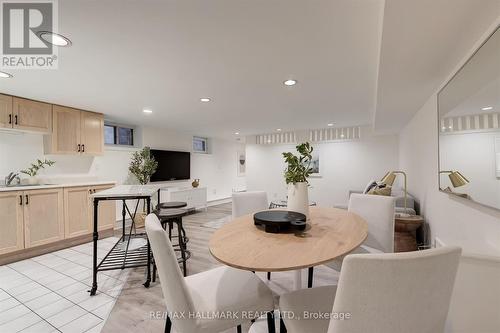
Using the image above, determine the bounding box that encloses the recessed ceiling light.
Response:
[327,123,334,127]
[143,109,153,114]
[0,71,13,78]
[482,106,493,111]
[283,79,297,86]
[340,134,345,138]
[200,98,211,102]
[37,31,72,46]
[234,132,240,135]
[276,128,282,132]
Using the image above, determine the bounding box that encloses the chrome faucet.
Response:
[5,172,20,186]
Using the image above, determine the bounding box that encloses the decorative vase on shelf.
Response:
[287,182,309,219]
[192,179,200,188]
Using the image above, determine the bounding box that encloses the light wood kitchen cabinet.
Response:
[0,192,24,255]
[0,94,13,128]
[50,105,81,154]
[64,186,91,238]
[81,111,104,155]
[92,185,116,231]
[12,97,52,133]
[45,106,104,155]
[24,188,64,248]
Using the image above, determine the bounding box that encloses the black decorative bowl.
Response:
[253,210,307,233]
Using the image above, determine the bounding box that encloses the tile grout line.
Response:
[0,287,61,333]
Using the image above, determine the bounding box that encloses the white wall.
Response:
[142,126,246,201]
[246,127,399,206]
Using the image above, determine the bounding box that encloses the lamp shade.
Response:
[448,171,469,188]
[381,172,396,186]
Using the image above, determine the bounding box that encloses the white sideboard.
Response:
[160,187,207,210]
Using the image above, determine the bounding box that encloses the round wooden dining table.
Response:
[209,206,368,289]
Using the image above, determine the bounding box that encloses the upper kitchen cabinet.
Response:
[0,94,13,128]
[45,105,104,155]
[12,97,52,133]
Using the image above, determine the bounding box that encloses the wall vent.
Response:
[441,112,500,133]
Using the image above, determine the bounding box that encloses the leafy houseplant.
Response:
[128,147,158,227]
[21,159,55,184]
[128,147,158,185]
[282,142,314,218]
[282,142,314,184]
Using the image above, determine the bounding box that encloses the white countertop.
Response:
[90,184,161,198]
[0,181,116,192]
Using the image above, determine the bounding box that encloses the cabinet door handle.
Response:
[8,114,12,124]
[82,144,85,153]
[19,195,23,205]
[77,144,81,152]
[14,115,18,125]
[25,195,29,205]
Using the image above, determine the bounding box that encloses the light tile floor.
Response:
[0,237,131,333]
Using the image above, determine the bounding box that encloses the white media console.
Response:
[160,186,208,210]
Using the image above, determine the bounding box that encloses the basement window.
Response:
[104,124,134,146]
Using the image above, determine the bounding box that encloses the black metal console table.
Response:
[89,185,161,296]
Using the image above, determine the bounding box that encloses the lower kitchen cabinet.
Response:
[93,185,116,231]
[24,188,64,248]
[0,191,24,255]
[64,186,92,238]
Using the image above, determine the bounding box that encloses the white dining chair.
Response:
[327,193,395,272]
[278,246,462,333]
[232,191,269,219]
[232,191,274,280]
[145,214,276,333]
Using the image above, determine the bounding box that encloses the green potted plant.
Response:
[282,142,313,218]
[21,159,55,185]
[128,147,158,226]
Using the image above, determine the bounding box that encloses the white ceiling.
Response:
[0,0,498,138]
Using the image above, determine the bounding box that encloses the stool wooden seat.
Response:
[157,201,187,209]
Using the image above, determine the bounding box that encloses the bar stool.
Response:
[153,208,190,277]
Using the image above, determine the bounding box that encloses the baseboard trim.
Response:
[207,197,232,206]
[0,228,115,265]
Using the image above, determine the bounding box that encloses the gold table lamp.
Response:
[439,170,469,189]
[381,171,409,216]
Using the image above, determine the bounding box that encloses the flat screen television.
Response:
[150,149,190,181]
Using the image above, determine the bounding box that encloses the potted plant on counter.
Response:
[21,159,55,185]
[282,142,313,218]
[128,147,158,227]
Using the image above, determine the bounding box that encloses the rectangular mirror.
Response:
[438,26,500,210]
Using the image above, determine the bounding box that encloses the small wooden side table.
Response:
[395,215,424,252]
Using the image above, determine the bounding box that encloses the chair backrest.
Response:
[348,193,395,252]
[232,191,268,218]
[328,246,462,333]
[145,214,196,332]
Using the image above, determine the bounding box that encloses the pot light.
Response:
[200,98,211,102]
[0,71,13,78]
[283,79,297,86]
[37,31,72,46]
[327,123,334,127]
[143,109,153,114]
[482,106,493,111]
[276,128,282,132]
[234,132,240,135]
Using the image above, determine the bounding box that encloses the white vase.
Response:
[27,176,38,185]
[287,182,309,219]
